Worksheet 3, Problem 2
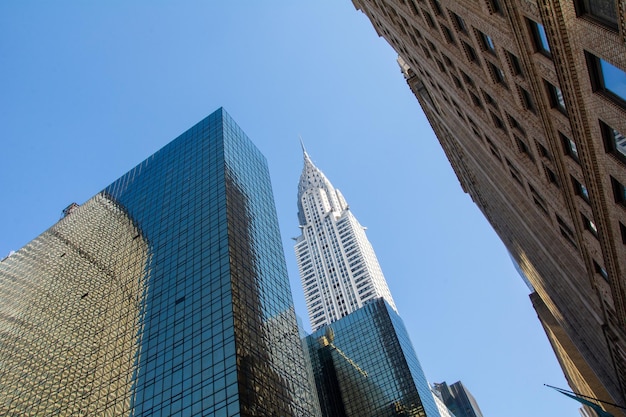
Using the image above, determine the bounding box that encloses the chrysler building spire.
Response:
[294,149,397,331]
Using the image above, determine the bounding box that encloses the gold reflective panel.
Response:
[0,193,149,416]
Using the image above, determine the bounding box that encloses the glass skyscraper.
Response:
[306,299,442,417]
[0,108,320,416]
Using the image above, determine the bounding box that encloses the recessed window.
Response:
[491,111,506,131]
[529,185,549,215]
[561,133,580,162]
[557,215,577,247]
[441,24,456,44]
[601,121,626,165]
[519,86,535,112]
[430,0,443,14]
[470,91,483,108]
[528,19,551,56]
[480,31,496,53]
[575,0,618,30]
[487,0,504,15]
[620,222,626,244]
[507,51,523,76]
[452,12,468,33]
[462,41,480,64]
[508,114,525,135]
[572,176,590,202]
[516,136,534,161]
[483,90,497,107]
[545,165,559,186]
[462,71,475,87]
[452,74,463,89]
[546,81,567,114]
[611,176,626,207]
[593,260,609,281]
[506,159,524,186]
[485,136,502,161]
[489,62,507,86]
[586,53,626,107]
[423,10,436,28]
[537,141,551,160]
[582,213,599,237]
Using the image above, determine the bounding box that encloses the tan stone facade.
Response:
[353,0,626,414]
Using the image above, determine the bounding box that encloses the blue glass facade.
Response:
[306,299,441,417]
[0,108,320,416]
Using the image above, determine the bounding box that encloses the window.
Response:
[546,81,567,114]
[480,32,496,53]
[470,92,483,108]
[451,12,468,33]
[462,41,480,64]
[572,176,590,202]
[557,215,577,247]
[601,121,626,165]
[586,53,626,107]
[575,0,618,30]
[506,159,524,186]
[430,0,443,14]
[561,133,580,162]
[537,141,551,160]
[423,10,436,28]
[508,114,525,135]
[516,136,534,161]
[593,260,609,281]
[528,19,551,56]
[462,71,475,87]
[582,213,599,237]
[529,185,549,215]
[507,51,523,76]
[545,165,559,186]
[487,0,503,15]
[485,137,502,161]
[452,74,463,89]
[620,222,626,244]
[611,176,626,207]
[441,24,456,44]
[519,86,535,112]
[491,111,506,131]
[489,62,507,86]
[483,90,497,107]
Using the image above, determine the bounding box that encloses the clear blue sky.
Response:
[0,2,580,416]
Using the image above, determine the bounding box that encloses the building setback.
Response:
[295,149,397,331]
[352,0,626,414]
[0,108,321,416]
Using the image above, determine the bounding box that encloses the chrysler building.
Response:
[295,147,397,331]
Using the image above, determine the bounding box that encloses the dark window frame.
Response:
[601,120,626,165]
[586,52,626,109]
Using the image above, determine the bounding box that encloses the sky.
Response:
[0,2,581,416]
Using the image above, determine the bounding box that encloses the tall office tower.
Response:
[306,299,442,417]
[352,0,626,414]
[295,149,397,331]
[0,108,320,416]
[433,381,484,417]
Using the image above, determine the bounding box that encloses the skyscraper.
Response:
[306,299,442,417]
[295,148,397,331]
[352,0,626,414]
[0,108,320,416]
[432,381,484,417]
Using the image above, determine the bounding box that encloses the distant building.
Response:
[352,0,626,414]
[433,381,484,417]
[306,299,442,417]
[0,108,321,416]
[294,148,396,331]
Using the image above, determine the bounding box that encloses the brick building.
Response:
[352,0,626,414]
